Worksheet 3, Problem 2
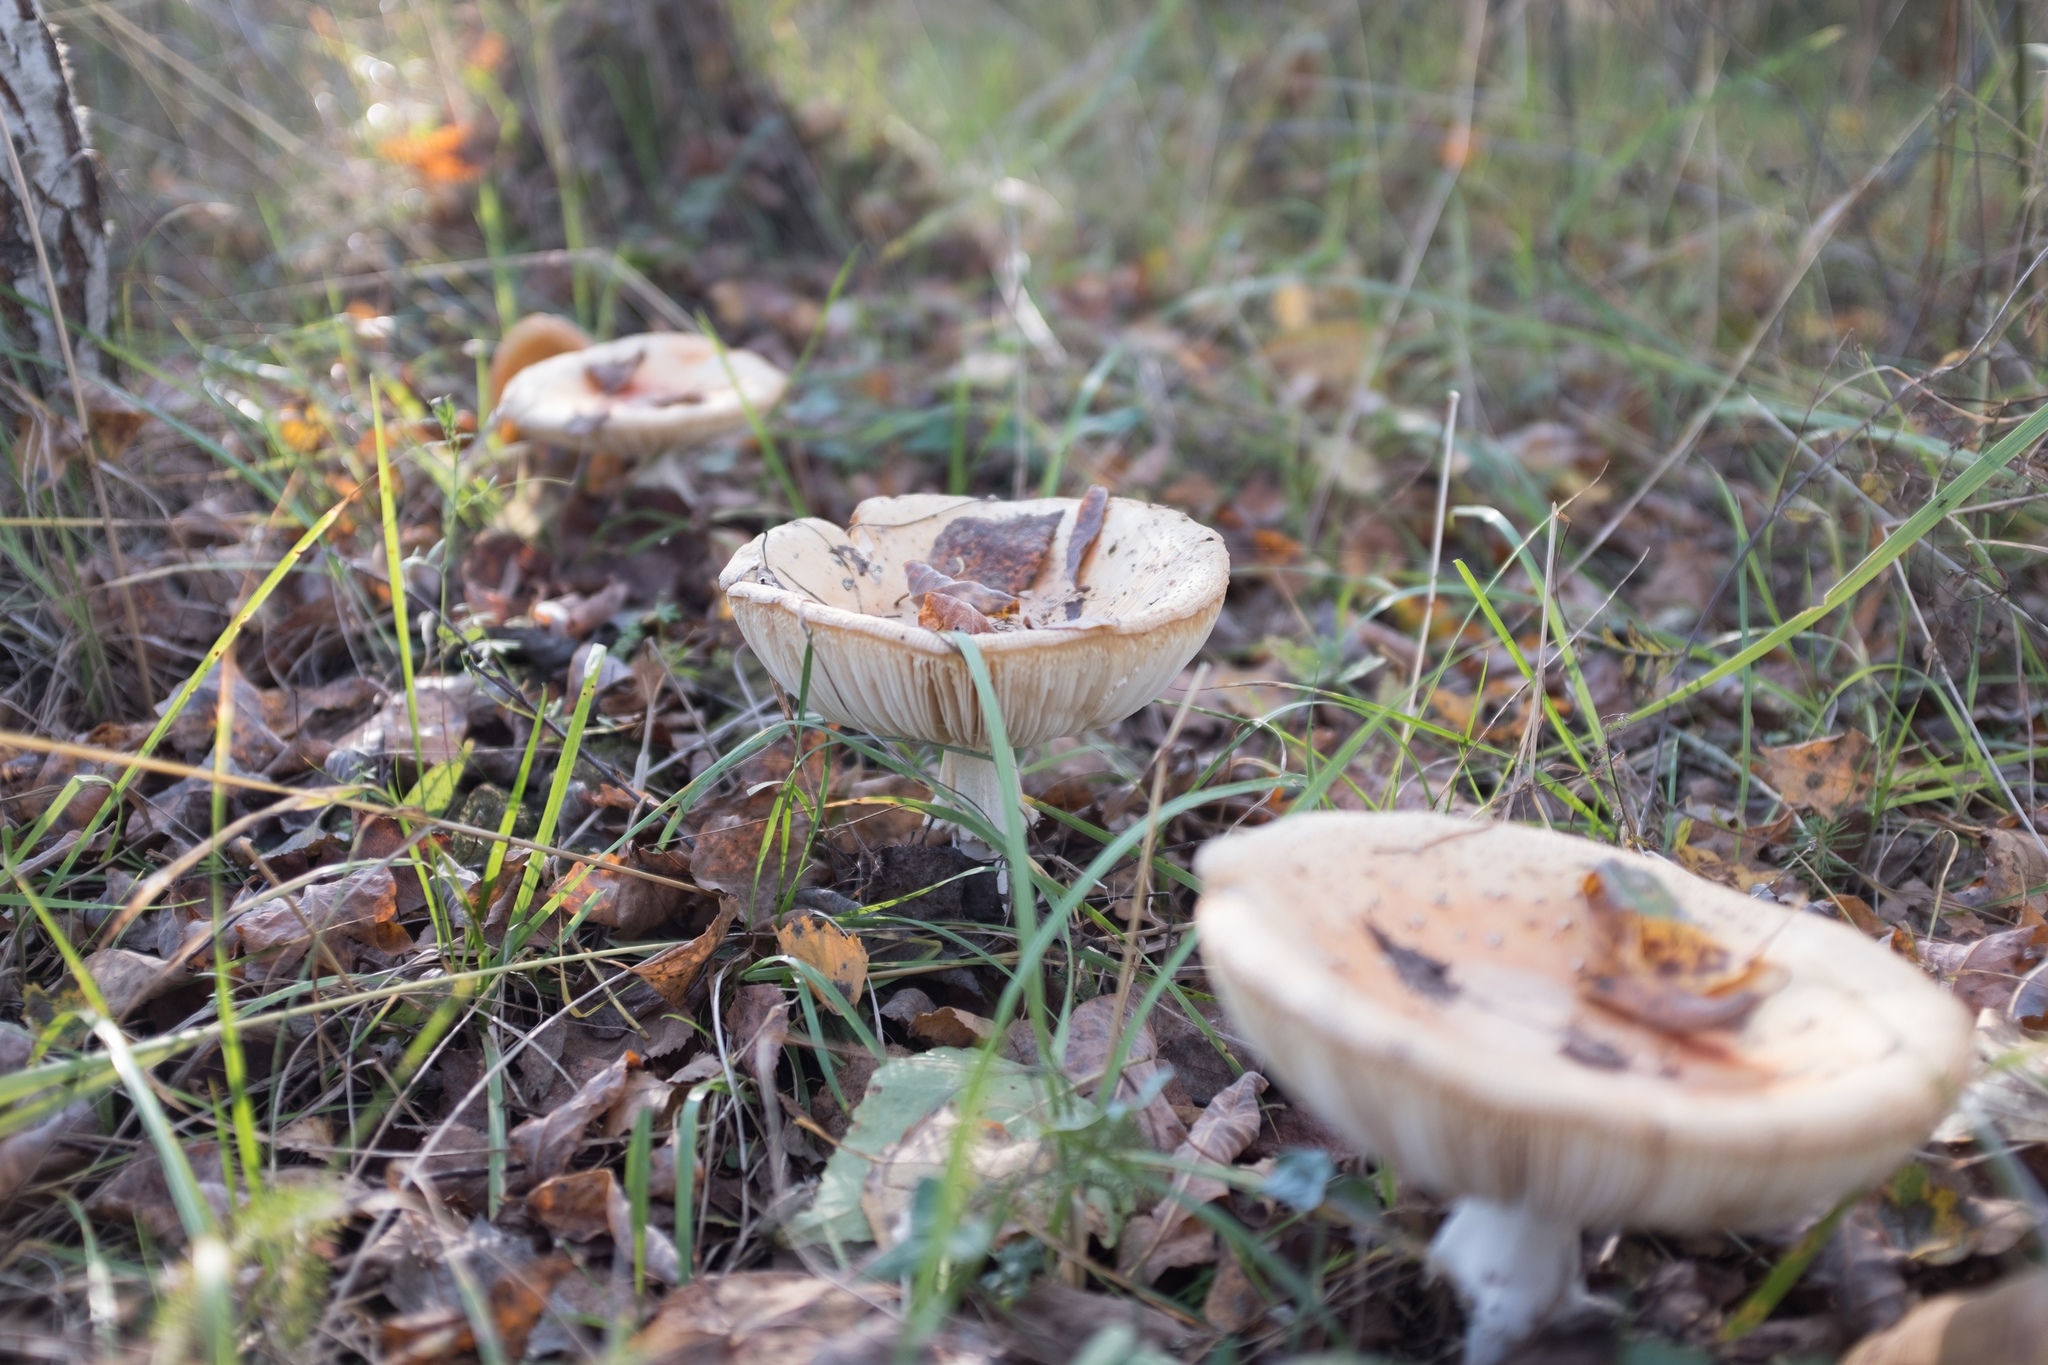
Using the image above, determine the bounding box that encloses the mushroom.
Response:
[492,331,788,457]
[717,492,1228,838]
[1193,811,1974,1365]
[486,312,590,410]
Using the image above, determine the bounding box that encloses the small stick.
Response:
[1110,663,1209,1034]
[1404,391,1462,723]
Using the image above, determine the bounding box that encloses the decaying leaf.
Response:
[1066,485,1109,580]
[910,1005,996,1048]
[1985,828,2048,920]
[630,899,740,1007]
[1755,730,1874,818]
[325,673,475,775]
[1061,995,1188,1152]
[527,1168,613,1242]
[83,947,182,1020]
[0,1099,98,1202]
[379,1250,572,1365]
[1578,860,1782,1033]
[690,795,815,925]
[235,865,407,980]
[508,1052,634,1191]
[775,910,869,1006]
[1841,1268,2048,1365]
[1922,924,2047,1013]
[1120,1071,1267,1282]
[905,560,1019,616]
[918,590,995,634]
[632,1273,889,1365]
[928,510,1062,594]
[550,847,698,938]
[1204,1243,1267,1334]
[860,1102,1048,1247]
[88,1141,234,1244]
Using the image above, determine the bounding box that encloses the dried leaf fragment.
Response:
[1841,1268,2048,1365]
[1578,860,1781,1034]
[909,1005,995,1048]
[928,509,1062,594]
[1067,485,1109,580]
[1756,730,1875,818]
[918,591,995,634]
[630,899,740,1008]
[905,559,1019,616]
[507,1052,634,1190]
[775,909,869,1006]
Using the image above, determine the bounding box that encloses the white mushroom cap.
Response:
[1195,811,1973,1234]
[493,331,787,456]
[717,494,1228,754]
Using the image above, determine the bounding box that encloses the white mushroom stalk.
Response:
[718,493,1228,845]
[1194,812,1976,1365]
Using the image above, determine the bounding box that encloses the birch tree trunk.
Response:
[0,0,108,383]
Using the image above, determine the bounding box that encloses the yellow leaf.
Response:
[776,910,868,1007]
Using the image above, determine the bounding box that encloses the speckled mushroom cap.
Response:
[717,494,1228,751]
[1195,812,1973,1233]
[493,331,787,456]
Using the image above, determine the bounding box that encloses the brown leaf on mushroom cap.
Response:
[918,590,995,634]
[1756,730,1875,817]
[1578,859,1782,1034]
[928,510,1062,594]
[1067,485,1110,580]
[629,899,739,1007]
[904,559,1019,616]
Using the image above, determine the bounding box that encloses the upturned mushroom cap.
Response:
[493,331,787,456]
[717,494,1228,752]
[1195,812,1973,1233]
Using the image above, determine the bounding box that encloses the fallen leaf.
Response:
[776,909,869,1006]
[380,1252,571,1365]
[88,1141,233,1244]
[909,1005,995,1048]
[1061,995,1187,1152]
[235,865,402,979]
[1841,1268,2048,1365]
[551,847,699,938]
[1003,1281,1211,1365]
[629,899,739,1007]
[1066,485,1109,580]
[325,674,474,776]
[1755,730,1874,817]
[860,1103,1047,1247]
[1985,828,2048,920]
[1121,1071,1268,1282]
[508,1052,634,1191]
[928,510,1062,594]
[905,560,1019,616]
[1204,1243,1266,1333]
[377,122,486,185]
[880,987,937,1026]
[83,947,181,1020]
[1928,925,2048,1013]
[632,1273,883,1365]
[918,590,995,634]
[0,1099,97,1202]
[527,1168,614,1241]
[1578,860,1782,1033]
[690,794,815,925]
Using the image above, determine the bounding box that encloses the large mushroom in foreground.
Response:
[1194,812,1974,1365]
[718,492,1228,837]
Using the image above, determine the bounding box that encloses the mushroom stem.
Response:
[1429,1196,1584,1365]
[937,750,1035,846]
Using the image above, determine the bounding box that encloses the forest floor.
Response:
[3,2,2048,1363]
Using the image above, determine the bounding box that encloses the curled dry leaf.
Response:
[905,560,1018,616]
[860,1103,1048,1248]
[1841,1269,2048,1365]
[0,1099,98,1202]
[690,794,815,925]
[1061,995,1188,1152]
[630,898,740,1007]
[528,1168,614,1242]
[380,1251,573,1365]
[83,947,182,1021]
[918,590,995,634]
[1204,1243,1267,1334]
[507,1051,635,1191]
[910,1005,996,1049]
[551,846,697,939]
[1121,1071,1268,1282]
[1066,485,1109,580]
[1985,828,2048,919]
[775,909,869,1006]
[1923,924,2048,1013]
[88,1140,234,1244]
[1755,730,1875,818]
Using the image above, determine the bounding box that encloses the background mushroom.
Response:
[1194,811,1974,1365]
[492,330,787,458]
[718,492,1228,838]
[485,312,590,411]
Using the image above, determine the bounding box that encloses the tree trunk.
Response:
[0,0,108,384]
[497,0,841,262]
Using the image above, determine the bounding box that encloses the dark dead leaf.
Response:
[1061,995,1186,1152]
[632,1272,884,1365]
[235,866,404,979]
[1067,485,1109,580]
[690,795,815,925]
[1122,1070,1268,1282]
[551,848,697,939]
[1204,1243,1266,1334]
[527,1168,614,1241]
[929,510,1061,594]
[88,1141,232,1244]
[507,1052,634,1191]
[0,1099,97,1202]
[83,947,181,1021]
[380,1251,572,1365]
[909,1005,995,1048]
[1578,860,1780,1033]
